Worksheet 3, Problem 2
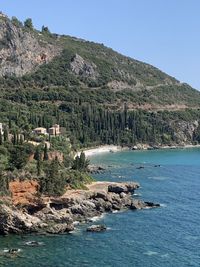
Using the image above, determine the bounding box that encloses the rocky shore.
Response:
[0,182,159,235]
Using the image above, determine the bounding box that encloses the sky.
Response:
[1,0,200,90]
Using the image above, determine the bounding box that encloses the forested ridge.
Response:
[0,13,200,148]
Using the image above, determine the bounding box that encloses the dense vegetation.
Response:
[0,14,200,198]
[0,132,93,197]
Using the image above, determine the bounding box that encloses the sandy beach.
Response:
[76,145,122,157]
[75,143,200,158]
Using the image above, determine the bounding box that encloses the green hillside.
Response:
[0,14,200,148]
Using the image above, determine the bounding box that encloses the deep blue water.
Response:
[0,148,200,267]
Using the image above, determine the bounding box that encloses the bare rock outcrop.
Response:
[0,15,60,77]
[0,204,42,235]
[0,181,159,235]
[70,54,98,79]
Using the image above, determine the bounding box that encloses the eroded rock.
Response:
[87,224,106,232]
[0,181,159,235]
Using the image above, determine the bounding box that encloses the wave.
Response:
[144,250,158,256]
[184,235,199,241]
[89,214,105,222]
[133,193,142,196]
[69,228,82,235]
[147,176,169,181]
[73,221,80,225]
[160,203,167,208]
[161,253,169,258]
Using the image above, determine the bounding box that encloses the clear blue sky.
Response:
[1,0,200,90]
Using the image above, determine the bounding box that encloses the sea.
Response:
[0,148,200,267]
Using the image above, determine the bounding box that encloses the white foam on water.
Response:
[144,206,152,210]
[161,253,169,258]
[89,214,105,222]
[148,176,169,181]
[133,193,142,196]
[69,228,82,235]
[112,210,119,213]
[160,203,167,208]
[144,250,158,256]
[73,221,80,225]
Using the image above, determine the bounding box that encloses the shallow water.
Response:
[0,148,200,267]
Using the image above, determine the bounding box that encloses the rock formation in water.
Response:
[0,181,159,235]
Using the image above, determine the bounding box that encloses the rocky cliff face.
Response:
[171,120,199,144]
[0,13,60,77]
[70,54,98,79]
[0,181,159,235]
[9,180,39,205]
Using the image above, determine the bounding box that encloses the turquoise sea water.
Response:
[0,148,200,267]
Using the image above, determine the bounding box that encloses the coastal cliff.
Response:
[0,181,159,235]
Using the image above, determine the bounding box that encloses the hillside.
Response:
[0,12,200,147]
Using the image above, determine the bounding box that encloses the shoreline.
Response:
[76,145,122,157]
[0,181,159,235]
[77,143,200,158]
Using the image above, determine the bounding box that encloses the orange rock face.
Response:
[29,151,64,162]
[9,180,39,205]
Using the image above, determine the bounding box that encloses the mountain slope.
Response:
[0,13,200,147]
[1,12,200,110]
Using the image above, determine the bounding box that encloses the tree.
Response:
[3,128,8,142]
[72,152,89,171]
[8,116,12,129]
[39,157,65,196]
[11,16,23,27]
[34,146,41,161]
[41,25,50,34]
[43,143,49,161]
[0,170,9,196]
[9,146,29,170]
[24,18,33,30]
[36,156,42,176]
[0,131,2,145]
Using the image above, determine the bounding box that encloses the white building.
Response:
[33,127,47,135]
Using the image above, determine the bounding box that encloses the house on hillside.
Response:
[49,124,61,136]
[33,127,47,135]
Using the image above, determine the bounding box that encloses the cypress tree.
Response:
[0,131,2,145]
[34,147,40,161]
[43,143,49,161]
[37,157,42,176]
[3,128,8,142]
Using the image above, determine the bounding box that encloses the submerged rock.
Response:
[144,202,160,208]
[88,164,106,174]
[87,224,107,232]
[108,182,139,194]
[24,241,44,247]
[46,223,74,234]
